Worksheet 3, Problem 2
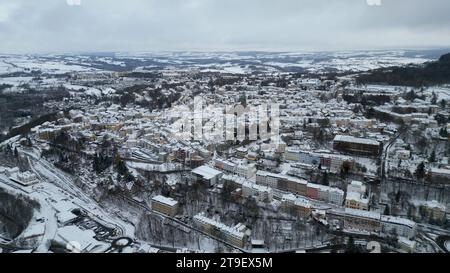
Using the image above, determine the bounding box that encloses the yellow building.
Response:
[193,213,246,248]
[151,195,178,217]
[345,192,369,211]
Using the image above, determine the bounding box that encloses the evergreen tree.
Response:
[321,172,329,186]
[5,144,12,155]
[345,237,358,253]
[243,197,259,223]
[340,161,351,179]
[221,181,237,203]
[384,205,390,215]
[414,162,426,180]
[407,206,414,219]
[395,191,401,203]
[429,150,436,163]
[431,92,438,104]
[239,92,247,107]
[93,154,99,173]
[440,127,448,138]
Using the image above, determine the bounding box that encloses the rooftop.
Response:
[380,215,416,228]
[194,213,245,239]
[334,135,380,146]
[152,195,178,207]
[192,165,223,180]
[345,208,380,220]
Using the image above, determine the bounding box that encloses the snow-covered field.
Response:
[0,49,442,78]
[0,55,99,75]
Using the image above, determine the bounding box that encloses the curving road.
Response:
[20,147,135,240]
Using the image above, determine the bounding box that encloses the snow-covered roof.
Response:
[380,215,416,228]
[328,187,345,195]
[345,208,380,220]
[430,168,450,176]
[351,180,363,187]
[57,211,78,224]
[194,213,245,239]
[192,165,223,180]
[424,200,446,210]
[307,183,330,191]
[56,225,101,252]
[152,195,178,207]
[251,239,265,245]
[346,192,368,204]
[242,181,272,193]
[256,170,307,185]
[281,194,311,208]
[334,135,380,146]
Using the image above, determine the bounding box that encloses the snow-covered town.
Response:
[1,49,449,254]
[1,0,450,260]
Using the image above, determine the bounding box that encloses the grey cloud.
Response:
[0,0,449,53]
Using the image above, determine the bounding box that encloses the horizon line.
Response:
[1,46,450,56]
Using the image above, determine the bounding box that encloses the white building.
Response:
[328,187,345,206]
[241,181,273,202]
[214,158,256,178]
[193,213,246,248]
[9,171,39,187]
[191,165,223,186]
[256,170,286,188]
[347,180,366,195]
[56,211,78,225]
[55,225,109,253]
[380,215,417,239]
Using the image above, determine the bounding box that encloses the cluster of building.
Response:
[193,213,248,248]
[284,148,355,174]
[326,208,418,239]
[214,158,257,179]
[221,174,273,202]
[416,200,447,222]
[374,103,441,128]
[255,170,344,205]
[10,60,449,253]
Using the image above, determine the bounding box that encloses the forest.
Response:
[357,53,450,87]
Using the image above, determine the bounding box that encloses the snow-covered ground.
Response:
[19,147,135,239]
[0,50,438,77]
[0,55,99,75]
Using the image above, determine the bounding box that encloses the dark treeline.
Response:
[0,112,59,143]
[114,84,182,109]
[343,92,391,106]
[121,72,163,79]
[0,86,70,136]
[357,53,450,87]
[0,187,40,239]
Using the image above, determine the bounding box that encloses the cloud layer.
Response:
[0,0,449,53]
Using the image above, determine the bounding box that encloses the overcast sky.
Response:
[0,0,450,53]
